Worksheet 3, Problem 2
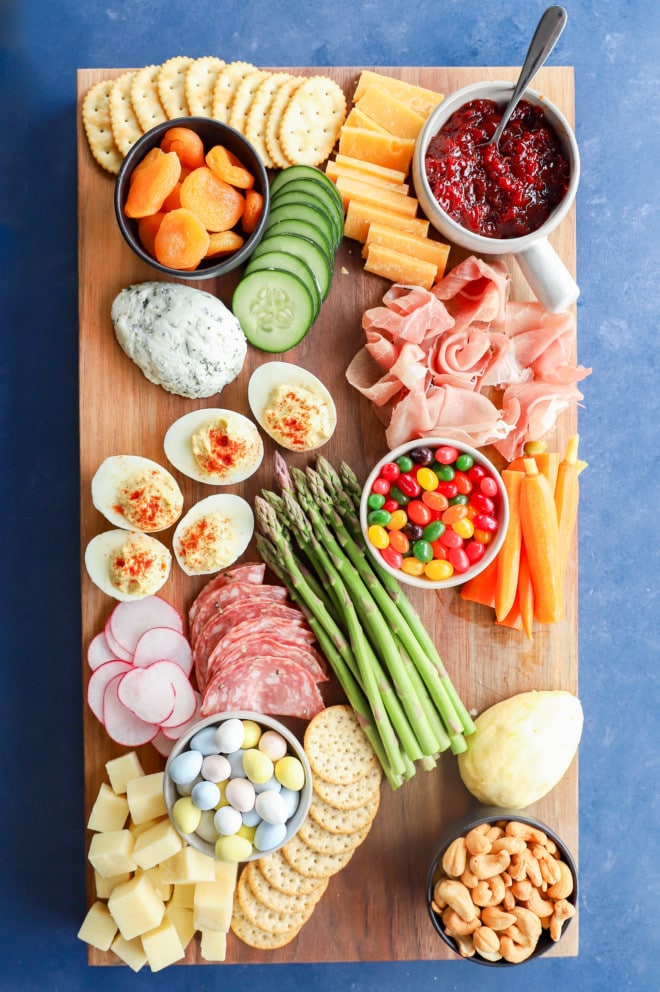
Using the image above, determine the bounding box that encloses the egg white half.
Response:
[84,529,172,601]
[247,362,337,451]
[172,494,254,576]
[91,454,183,532]
[163,408,263,485]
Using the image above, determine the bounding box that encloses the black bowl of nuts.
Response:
[426,808,578,965]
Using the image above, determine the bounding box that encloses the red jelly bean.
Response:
[465,540,486,564]
[380,545,403,570]
[469,492,495,515]
[439,528,463,549]
[397,472,421,498]
[468,464,486,484]
[473,513,498,533]
[480,475,499,498]
[454,471,473,495]
[383,498,399,513]
[448,546,471,572]
[436,481,458,498]
[434,445,459,464]
[430,539,449,560]
[371,477,390,495]
[407,500,432,527]
[380,461,400,482]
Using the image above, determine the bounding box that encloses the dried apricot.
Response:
[153,207,210,270]
[124,147,181,218]
[179,167,245,232]
[206,144,255,189]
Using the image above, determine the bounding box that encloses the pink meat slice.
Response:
[499,302,591,386]
[204,635,328,692]
[386,378,510,450]
[200,656,326,720]
[188,561,266,625]
[190,581,289,648]
[432,256,510,331]
[495,380,585,461]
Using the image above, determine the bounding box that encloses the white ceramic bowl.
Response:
[412,81,580,313]
[359,438,509,590]
[163,711,312,861]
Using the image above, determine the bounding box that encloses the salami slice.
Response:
[190,580,290,648]
[200,656,326,720]
[205,636,328,692]
[188,561,266,625]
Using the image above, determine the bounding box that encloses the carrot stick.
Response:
[519,458,563,624]
[460,554,498,608]
[533,451,560,492]
[495,585,522,629]
[494,469,524,622]
[555,434,582,577]
[518,543,534,639]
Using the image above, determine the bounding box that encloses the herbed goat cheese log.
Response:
[111,281,247,399]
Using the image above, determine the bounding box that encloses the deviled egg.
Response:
[248,362,337,452]
[164,408,263,485]
[85,529,172,600]
[172,494,254,576]
[92,455,184,532]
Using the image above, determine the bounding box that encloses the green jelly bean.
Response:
[396,455,414,473]
[422,520,445,542]
[367,509,392,527]
[389,486,410,506]
[456,453,474,471]
[412,539,434,563]
[449,493,469,506]
[436,464,455,481]
[367,492,386,510]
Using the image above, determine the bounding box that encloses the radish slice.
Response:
[160,691,202,740]
[87,660,133,721]
[151,731,176,757]
[116,661,178,725]
[132,627,193,676]
[108,596,184,659]
[104,615,133,662]
[103,673,158,747]
[158,670,198,731]
[87,631,118,670]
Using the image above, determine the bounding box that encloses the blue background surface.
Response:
[1,1,658,989]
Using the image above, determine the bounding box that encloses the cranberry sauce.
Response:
[425,99,571,239]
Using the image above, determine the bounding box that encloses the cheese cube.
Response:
[168,882,196,908]
[344,106,390,133]
[94,868,132,900]
[133,819,183,870]
[141,916,186,972]
[143,865,172,902]
[88,829,136,878]
[326,159,410,194]
[87,782,130,832]
[193,868,237,933]
[110,933,147,972]
[200,928,227,962]
[130,816,165,839]
[165,904,196,950]
[126,772,166,825]
[105,752,145,794]
[77,900,118,951]
[160,846,216,884]
[108,871,165,940]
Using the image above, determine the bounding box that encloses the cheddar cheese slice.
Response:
[344,106,390,133]
[363,222,450,276]
[326,159,410,194]
[352,70,444,118]
[335,175,419,216]
[355,85,426,139]
[344,199,430,242]
[364,243,438,290]
[333,153,407,184]
[338,127,416,174]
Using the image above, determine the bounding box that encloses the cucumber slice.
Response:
[264,218,334,265]
[269,190,343,250]
[232,269,315,353]
[264,201,337,256]
[272,179,344,236]
[245,249,322,319]
[250,232,332,299]
[270,165,344,213]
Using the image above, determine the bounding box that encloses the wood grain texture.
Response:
[77,65,579,965]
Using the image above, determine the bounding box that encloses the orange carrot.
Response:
[180,167,245,232]
[153,207,210,270]
[460,554,498,608]
[206,144,255,189]
[494,469,524,622]
[533,450,560,491]
[518,543,534,639]
[555,434,582,576]
[242,188,264,234]
[495,586,522,629]
[160,126,206,169]
[124,148,181,218]
[519,458,563,623]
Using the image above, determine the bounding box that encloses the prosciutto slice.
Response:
[495,380,585,461]
[386,378,511,450]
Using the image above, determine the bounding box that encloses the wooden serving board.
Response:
[77,65,579,965]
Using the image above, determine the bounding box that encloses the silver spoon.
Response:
[488,5,568,148]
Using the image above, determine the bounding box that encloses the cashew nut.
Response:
[491,835,527,856]
[505,821,548,846]
[510,878,533,902]
[442,906,481,937]
[465,826,492,855]
[486,872,506,906]
[471,880,493,907]
[507,906,543,947]
[469,850,511,880]
[524,886,555,920]
[481,905,517,931]
[485,824,505,843]
[435,878,478,922]
[547,859,574,900]
[453,933,476,958]
[549,898,576,941]
[441,836,467,878]
[499,934,535,964]
[460,866,480,889]
[472,925,500,957]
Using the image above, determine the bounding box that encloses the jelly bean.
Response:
[454,471,473,495]
[368,524,389,549]
[243,748,274,784]
[380,545,403,570]
[422,520,444,542]
[452,516,475,540]
[465,540,486,563]
[396,454,414,473]
[380,461,401,481]
[201,753,231,783]
[422,490,449,512]
[383,498,399,513]
[397,472,421,497]
[275,755,305,791]
[442,503,468,525]
[469,492,495,515]
[435,464,455,482]
[480,475,499,498]
[367,492,386,510]
[255,790,289,825]
[371,476,390,496]
[225,777,255,812]
[448,493,469,506]
[215,834,253,863]
[434,445,459,464]
[437,481,458,498]
[474,513,498,533]
[172,796,202,835]
[401,556,425,576]
[412,539,434,563]
[258,730,288,762]
[192,780,221,811]
[439,528,463,549]
[473,527,493,544]
[407,499,432,527]
[388,530,410,554]
[190,726,221,756]
[455,453,474,471]
[410,446,434,465]
[416,466,439,491]
[213,804,242,836]
[169,749,203,786]
[468,464,486,484]
[254,820,287,852]
[448,547,471,572]
[367,508,391,527]
[424,558,454,581]
[387,508,408,531]
[430,539,449,560]
[403,521,423,542]
[388,485,410,506]
[214,718,245,754]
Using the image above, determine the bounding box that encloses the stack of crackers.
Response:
[81,55,347,176]
[230,705,382,950]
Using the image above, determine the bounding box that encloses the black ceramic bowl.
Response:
[426,807,578,966]
[114,116,270,281]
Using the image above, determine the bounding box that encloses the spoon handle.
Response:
[491,5,568,145]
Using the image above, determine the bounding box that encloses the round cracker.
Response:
[237,868,312,934]
[304,705,377,785]
[297,814,371,856]
[109,71,143,156]
[258,848,328,896]
[279,75,346,165]
[157,55,193,118]
[245,861,328,915]
[228,68,268,133]
[185,56,226,117]
[281,832,355,879]
[130,64,168,132]
[308,788,380,835]
[313,760,383,810]
[244,71,294,169]
[212,60,258,123]
[81,78,123,175]
[263,75,304,168]
[230,899,301,950]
